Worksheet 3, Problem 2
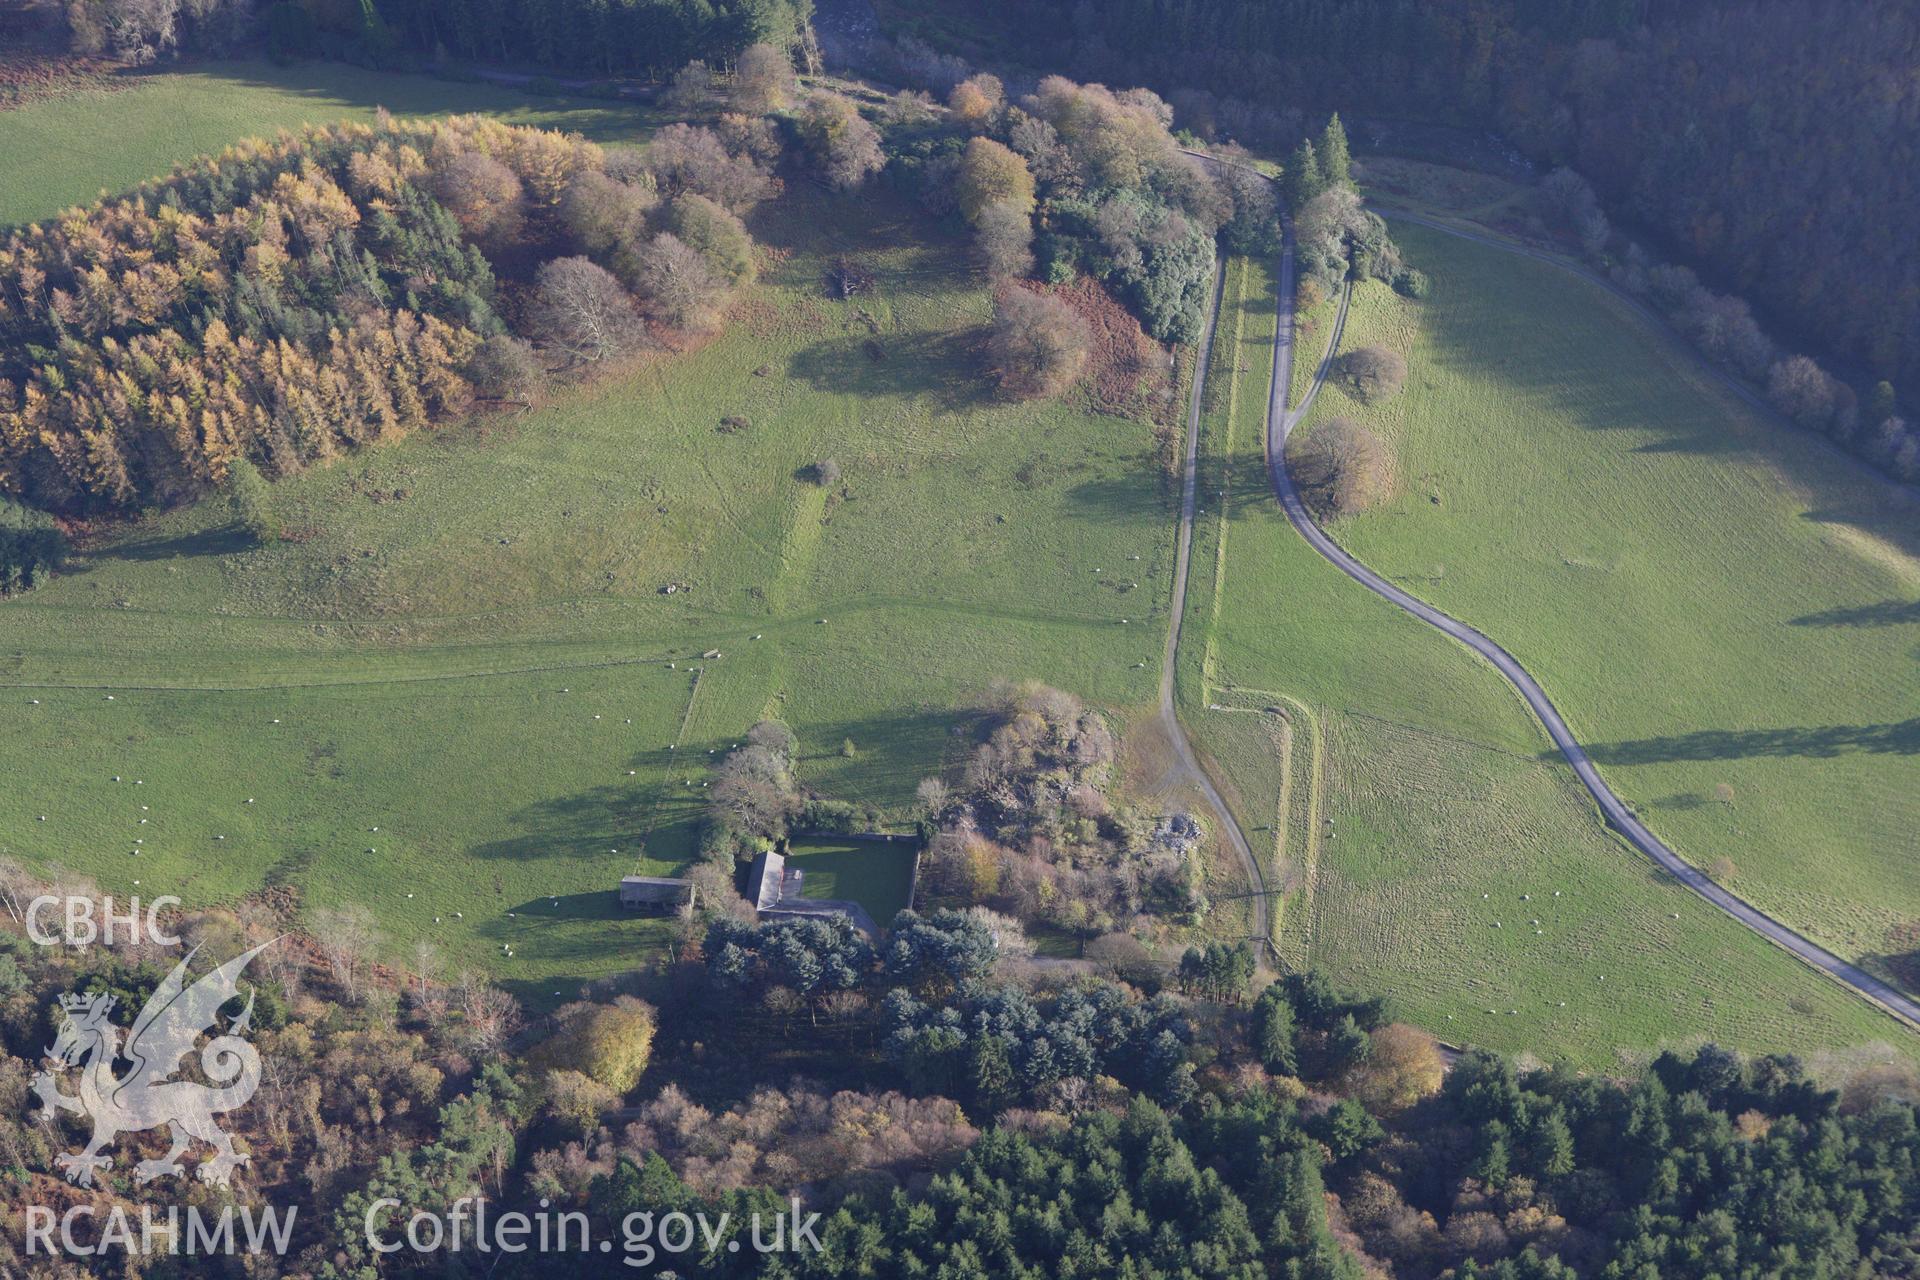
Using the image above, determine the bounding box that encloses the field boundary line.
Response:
[0,653,690,693]
[1336,706,1546,765]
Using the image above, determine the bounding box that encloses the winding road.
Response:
[1256,207,1920,1031]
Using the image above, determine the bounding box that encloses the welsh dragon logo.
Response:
[30,940,277,1188]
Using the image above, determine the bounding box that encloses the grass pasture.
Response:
[785,837,918,924]
[1300,219,1920,981]
[1179,251,1918,1065]
[0,59,658,229]
[0,66,1182,1004]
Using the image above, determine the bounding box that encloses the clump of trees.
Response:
[1,113,777,515]
[986,286,1092,399]
[705,913,876,1025]
[1175,940,1257,1003]
[532,1082,978,1204]
[1337,345,1408,403]
[1283,112,1353,210]
[949,0,1920,430]
[523,995,658,1095]
[706,719,803,847]
[798,1096,1353,1280]
[1295,183,1408,302]
[954,136,1037,278]
[1290,417,1389,517]
[916,681,1200,938]
[5,852,1919,1279]
[797,93,887,190]
[885,975,1197,1111]
[894,73,1280,345]
[65,0,253,63]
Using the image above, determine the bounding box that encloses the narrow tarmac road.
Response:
[1260,215,1920,1031]
[1159,257,1272,952]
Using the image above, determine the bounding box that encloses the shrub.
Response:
[661,59,713,113]
[1338,345,1408,402]
[225,458,279,545]
[807,458,843,486]
[662,193,755,287]
[1768,355,1842,431]
[465,335,542,399]
[973,200,1036,280]
[988,289,1092,399]
[1393,268,1431,299]
[0,503,69,595]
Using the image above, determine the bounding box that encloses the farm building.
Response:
[618,875,694,914]
[747,847,881,939]
[748,849,789,913]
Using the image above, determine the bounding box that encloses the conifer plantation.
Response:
[0,111,766,512]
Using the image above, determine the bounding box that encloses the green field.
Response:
[1296,219,1920,982]
[1180,253,1918,1065]
[0,60,668,229]
[785,837,918,924]
[0,64,1179,1004]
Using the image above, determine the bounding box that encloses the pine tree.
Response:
[1252,985,1300,1075]
[1285,138,1324,210]
[967,1033,1018,1115]
[1868,379,1898,424]
[1473,1119,1513,1187]
[1318,113,1352,189]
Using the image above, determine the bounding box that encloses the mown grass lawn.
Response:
[0,67,1179,1005]
[785,837,918,924]
[1300,219,1920,984]
[1179,252,1918,1066]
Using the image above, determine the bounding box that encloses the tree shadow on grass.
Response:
[1789,599,1920,628]
[467,772,703,875]
[746,180,952,270]
[1577,717,1920,764]
[1401,222,1920,565]
[786,330,990,411]
[464,709,954,884]
[791,708,960,805]
[99,524,253,563]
